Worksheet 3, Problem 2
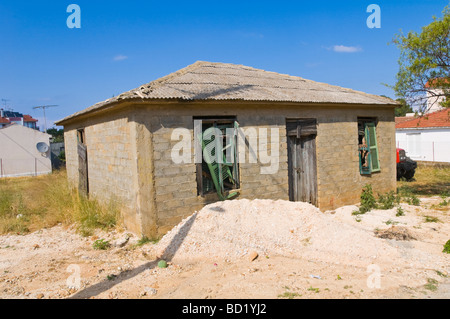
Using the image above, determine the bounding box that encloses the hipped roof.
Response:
[56,61,397,124]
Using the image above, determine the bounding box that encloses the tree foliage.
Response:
[394,98,414,116]
[47,128,64,143]
[392,6,450,113]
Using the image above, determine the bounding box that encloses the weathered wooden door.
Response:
[77,130,89,195]
[287,120,318,206]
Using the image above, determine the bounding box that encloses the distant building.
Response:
[425,78,449,114]
[396,108,450,163]
[0,109,39,130]
[0,124,52,178]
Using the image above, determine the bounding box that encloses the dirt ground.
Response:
[0,197,448,299]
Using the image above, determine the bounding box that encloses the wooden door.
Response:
[287,120,318,206]
[77,130,89,195]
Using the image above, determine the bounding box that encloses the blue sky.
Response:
[0,0,448,130]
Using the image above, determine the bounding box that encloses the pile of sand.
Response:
[154,199,419,267]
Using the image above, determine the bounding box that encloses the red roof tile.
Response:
[395,116,415,125]
[23,115,38,122]
[396,108,450,129]
[0,117,10,124]
[425,78,450,88]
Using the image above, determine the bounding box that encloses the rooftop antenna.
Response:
[1,99,10,110]
[32,105,58,133]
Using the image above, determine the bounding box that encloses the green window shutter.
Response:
[359,144,372,175]
[366,122,380,173]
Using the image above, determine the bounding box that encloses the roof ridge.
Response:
[130,61,209,97]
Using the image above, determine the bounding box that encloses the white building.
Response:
[0,124,52,178]
[395,108,450,163]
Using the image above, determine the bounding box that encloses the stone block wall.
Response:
[63,109,141,233]
[62,102,396,238]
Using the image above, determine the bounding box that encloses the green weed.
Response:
[93,238,110,250]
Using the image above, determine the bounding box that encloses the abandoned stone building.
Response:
[55,61,398,238]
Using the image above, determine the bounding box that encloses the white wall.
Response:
[0,124,52,177]
[396,128,450,163]
[426,89,446,113]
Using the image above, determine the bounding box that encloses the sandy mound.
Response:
[155,199,411,267]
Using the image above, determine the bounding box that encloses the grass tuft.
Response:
[0,169,121,236]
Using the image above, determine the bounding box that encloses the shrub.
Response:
[353,184,377,215]
[442,240,450,254]
[377,191,397,210]
[396,206,405,217]
[93,239,110,250]
[407,195,420,206]
[424,216,441,223]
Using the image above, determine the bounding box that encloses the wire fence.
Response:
[0,158,52,178]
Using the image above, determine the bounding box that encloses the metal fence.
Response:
[396,140,450,163]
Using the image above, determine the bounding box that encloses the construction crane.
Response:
[32,105,58,133]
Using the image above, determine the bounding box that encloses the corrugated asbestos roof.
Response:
[56,61,397,124]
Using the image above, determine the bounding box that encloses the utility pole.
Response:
[32,105,58,133]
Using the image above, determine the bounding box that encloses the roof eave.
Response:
[55,97,396,127]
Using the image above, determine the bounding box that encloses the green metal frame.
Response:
[198,123,239,200]
[358,122,380,175]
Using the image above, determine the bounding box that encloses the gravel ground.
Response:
[0,197,448,299]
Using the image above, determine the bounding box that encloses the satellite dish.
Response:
[36,142,49,153]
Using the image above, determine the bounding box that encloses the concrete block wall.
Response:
[145,104,395,237]
[143,108,292,237]
[63,109,141,234]
[62,102,396,238]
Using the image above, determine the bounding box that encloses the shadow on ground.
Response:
[68,213,197,299]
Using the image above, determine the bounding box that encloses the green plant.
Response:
[424,278,438,292]
[93,239,110,250]
[443,240,450,254]
[438,193,449,207]
[435,270,448,277]
[424,216,441,223]
[278,291,302,299]
[439,199,448,207]
[158,260,168,268]
[377,191,396,210]
[408,195,420,206]
[384,219,399,226]
[353,184,377,215]
[131,236,159,249]
[396,206,405,217]
[307,286,320,293]
[107,274,117,281]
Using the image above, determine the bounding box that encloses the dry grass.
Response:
[397,165,450,196]
[0,169,121,236]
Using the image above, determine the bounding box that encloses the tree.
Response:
[392,6,450,113]
[47,128,64,143]
[394,98,414,117]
